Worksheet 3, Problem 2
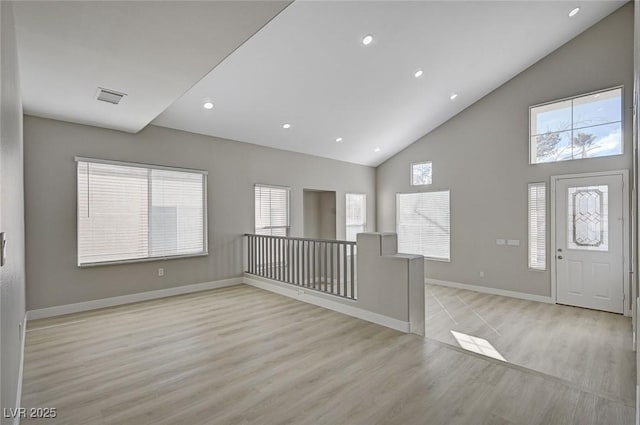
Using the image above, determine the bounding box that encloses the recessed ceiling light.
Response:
[203,101,214,110]
[362,34,374,46]
[374,147,381,152]
[335,137,343,142]
[569,7,580,17]
[282,123,291,129]
[414,69,424,78]
[450,93,458,100]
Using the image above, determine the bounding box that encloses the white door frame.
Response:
[550,170,631,316]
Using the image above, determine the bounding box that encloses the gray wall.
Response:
[319,191,337,240]
[24,116,376,310]
[303,190,321,238]
[0,1,26,418]
[377,4,634,297]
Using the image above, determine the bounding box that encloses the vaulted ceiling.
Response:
[13,1,291,132]
[14,1,626,166]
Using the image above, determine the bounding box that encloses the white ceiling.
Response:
[153,0,626,166]
[13,1,626,166]
[13,1,290,133]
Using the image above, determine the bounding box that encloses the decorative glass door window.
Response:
[567,185,608,251]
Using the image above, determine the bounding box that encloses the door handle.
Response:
[557,255,563,260]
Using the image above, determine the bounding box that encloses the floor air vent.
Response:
[96,87,126,105]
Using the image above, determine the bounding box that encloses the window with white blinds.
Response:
[528,182,546,270]
[255,185,290,236]
[76,158,207,266]
[397,191,450,261]
[346,193,366,241]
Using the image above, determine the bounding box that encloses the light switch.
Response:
[496,239,506,246]
[507,239,520,246]
[0,232,6,266]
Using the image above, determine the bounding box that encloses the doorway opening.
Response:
[303,189,336,240]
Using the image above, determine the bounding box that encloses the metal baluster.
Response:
[343,242,348,297]
[307,241,311,286]
[250,236,254,274]
[298,240,302,286]
[325,242,329,292]
[264,236,268,278]
[269,236,273,280]
[314,242,318,289]
[251,235,255,274]
[273,237,276,280]
[327,243,333,292]
[278,238,282,281]
[286,239,290,283]
[299,240,303,286]
[305,240,308,286]
[350,243,355,299]
[336,243,341,296]
[267,237,271,280]
[275,237,278,280]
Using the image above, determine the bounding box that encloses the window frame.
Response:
[345,193,367,241]
[75,156,208,267]
[527,182,547,271]
[528,85,624,164]
[396,189,451,262]
[410,160,433,186]
[254,183,291,236]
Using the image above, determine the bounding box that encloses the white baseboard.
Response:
[427,278,554,304]
[27,278,243,320]
[13,313,27,425]
[243,274,410,333]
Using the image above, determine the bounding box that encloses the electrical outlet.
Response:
[158,268,164,277]
[496,239,506,246]
[479,271,485,278]
[507,239,520,247]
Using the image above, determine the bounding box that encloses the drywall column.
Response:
[1,1,26,419]
[356,233,424,335]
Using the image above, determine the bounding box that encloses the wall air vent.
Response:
[95,87,126,105]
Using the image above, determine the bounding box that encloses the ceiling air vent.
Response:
[95,87,126,105]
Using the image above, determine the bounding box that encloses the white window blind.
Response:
[255,185,290,236]
[397,191,450,261]
[346,193,366,241]
[528,182,546,270]
[77,158,207,266]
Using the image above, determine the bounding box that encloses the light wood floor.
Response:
[426,284,636,404]
[22,285,634,425]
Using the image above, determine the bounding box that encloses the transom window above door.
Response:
[529,87,622,164]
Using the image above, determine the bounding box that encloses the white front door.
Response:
[555,173,624,314]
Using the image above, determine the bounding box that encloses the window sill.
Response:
[78,252,209,268]
[424,257,450,263]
